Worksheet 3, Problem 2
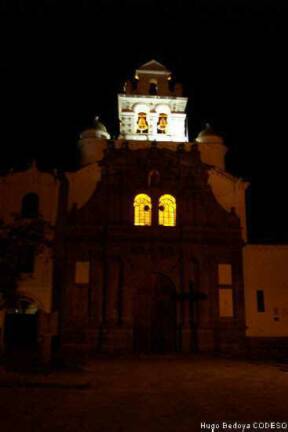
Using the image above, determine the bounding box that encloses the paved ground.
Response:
[0,355,287,432]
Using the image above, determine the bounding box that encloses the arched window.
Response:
[148,170,160,187]
[21,193,39,218]
[149,83,158,95]
[149,79,158,95]
[134,194,152,226]
[158,194,176,227]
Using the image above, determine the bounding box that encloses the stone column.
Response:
[0,309,5,356]
[38,311,58,367]
[121,264,133,327]
[91,259,104,323]
[196,256,216,352]
[181,255,192,353]
[106,259,119,325]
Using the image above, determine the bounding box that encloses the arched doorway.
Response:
[134,273,177,353]
[4,297,39,368]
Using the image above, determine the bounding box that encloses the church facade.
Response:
[1,60,288,359]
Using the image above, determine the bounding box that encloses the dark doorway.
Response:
[134,274,177,353]
[151,274,176,353]
[21,193,39,218]
[4,298,39,369]
[134,288,151,353]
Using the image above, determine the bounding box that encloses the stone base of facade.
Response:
[100,327,134,353]
[181,327,214,353]
[214,325,247,355]
[247,337,288,360]
[60,325,134,358]
[181,328,192,353]
[59,323,249,358]
[197,328,216,352]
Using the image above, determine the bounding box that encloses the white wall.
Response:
[243,245,288,337]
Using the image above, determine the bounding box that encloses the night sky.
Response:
[1,0,288,243]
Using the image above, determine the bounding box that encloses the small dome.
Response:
[196,123,224,146]
[197,123,221,138]
[94,116,110,139]
[195,122,227,170]
[80,116,111,140]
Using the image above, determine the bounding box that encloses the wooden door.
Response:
[134,274,176,353]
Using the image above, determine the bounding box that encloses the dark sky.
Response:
[1,0,288,242]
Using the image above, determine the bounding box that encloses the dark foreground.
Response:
[0,355,287,432]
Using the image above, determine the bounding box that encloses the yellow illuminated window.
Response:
[134,194,152,226]
[158,194,176,226]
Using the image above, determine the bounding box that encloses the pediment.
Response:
[138,59,170,73]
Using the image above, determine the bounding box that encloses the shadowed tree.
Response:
[0,215,53,310]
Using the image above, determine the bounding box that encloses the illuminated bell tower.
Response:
[118,60,188,142]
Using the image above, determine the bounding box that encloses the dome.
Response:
[197,123,222,139]
[94,116,110,139]
[195,122,227,170]
[80,117,111,140]
[196,123,224,146]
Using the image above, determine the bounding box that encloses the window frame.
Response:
[158,194,176,227]
[133,193,152,226]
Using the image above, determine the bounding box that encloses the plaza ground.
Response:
[0,355,287,432]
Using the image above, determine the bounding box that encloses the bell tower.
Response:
[118,60,188,142]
